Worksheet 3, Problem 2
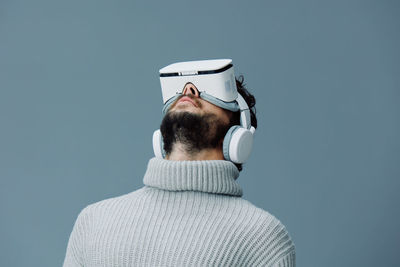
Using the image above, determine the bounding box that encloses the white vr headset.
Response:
[153,59,256,164]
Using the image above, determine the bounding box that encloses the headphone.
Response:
[152,93,256,164]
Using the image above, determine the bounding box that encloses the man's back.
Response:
[64,158,295,266]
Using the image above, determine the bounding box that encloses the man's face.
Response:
[160,83,233,155]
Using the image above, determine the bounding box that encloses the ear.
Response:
[228,110,241,127]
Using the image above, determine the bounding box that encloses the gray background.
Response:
[1,0,399,266]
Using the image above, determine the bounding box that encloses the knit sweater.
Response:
[63,158,295,267]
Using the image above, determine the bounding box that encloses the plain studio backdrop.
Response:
[0,0,399,266]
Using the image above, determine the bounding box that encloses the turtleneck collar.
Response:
[143,157,243,197]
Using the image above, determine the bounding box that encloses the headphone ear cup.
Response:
[223,126,240,161]
[152,129,166,158]
[223,126,254,164]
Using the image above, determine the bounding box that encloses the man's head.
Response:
[160,76,257,171]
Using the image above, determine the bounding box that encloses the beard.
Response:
[160,110,231,156]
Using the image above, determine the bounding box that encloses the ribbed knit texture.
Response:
[63,158,295,267]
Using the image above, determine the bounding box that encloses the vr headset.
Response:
[153,59,256,164]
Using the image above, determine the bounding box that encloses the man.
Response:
[63,59,295,266]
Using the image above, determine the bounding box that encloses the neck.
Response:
[166,143,224,161]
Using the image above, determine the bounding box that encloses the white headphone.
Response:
[152,93,256,164]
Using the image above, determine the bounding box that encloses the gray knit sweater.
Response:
[63,158,295,266]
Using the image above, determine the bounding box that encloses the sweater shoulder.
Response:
[237,197,277,219]
[79,187,148,217]
[234,197,283,228]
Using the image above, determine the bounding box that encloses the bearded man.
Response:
[63,60,295,267]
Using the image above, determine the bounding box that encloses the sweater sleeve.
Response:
[272,250,296,267]
[63,206,91,267]
[243,217,296,267]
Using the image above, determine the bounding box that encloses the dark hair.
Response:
[230,75,257,172]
